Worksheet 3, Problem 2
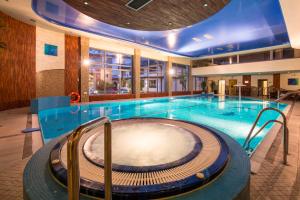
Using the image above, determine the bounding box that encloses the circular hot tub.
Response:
[49,118,229,199]
[83,122,202,172]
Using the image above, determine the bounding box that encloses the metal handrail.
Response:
[244,119,283,150]
[275,91,300,102]
[243,107,288,165]
[67,117,112,200]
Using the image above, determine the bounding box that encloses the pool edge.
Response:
[250,103,292,173]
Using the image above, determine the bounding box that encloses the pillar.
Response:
[132,49,141,98]
[80,37,89,102]
[189,61,193,94]
[166,57,173,96]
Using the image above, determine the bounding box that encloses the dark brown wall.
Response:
[140,92,168,98]
[65,34,80,95]
[0,12,36,111]
[242,75,251,96]
[172,91,192,96]
[89,94,135,101]
[273,74,280,89]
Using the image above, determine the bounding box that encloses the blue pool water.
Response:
[38,95,287,151]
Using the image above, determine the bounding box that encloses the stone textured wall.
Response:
[35,27,65,97]
[36,70,65,97]
[80,37,90,102]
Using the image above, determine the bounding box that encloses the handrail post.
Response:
[67,133,80,200]
[104,122,112,200]
[283,116,288,165]
[67,117,112,200]
[243,107,289,165]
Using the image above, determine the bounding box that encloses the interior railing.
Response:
[67,117,112,200]
[243,107,288,164]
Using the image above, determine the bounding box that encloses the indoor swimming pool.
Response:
[38,95,287,152]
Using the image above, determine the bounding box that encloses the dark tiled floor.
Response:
[0,103,300,199]
[250,102,300,200]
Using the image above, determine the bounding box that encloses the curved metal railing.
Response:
[67,117,112,200]
[243,107,288,164]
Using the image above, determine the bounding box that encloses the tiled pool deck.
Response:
[0,101,300,199]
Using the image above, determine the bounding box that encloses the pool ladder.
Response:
[67,117,112,200]
[243,107,289,165]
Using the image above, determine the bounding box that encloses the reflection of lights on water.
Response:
[262,101,269,109]
[218,102,225,110]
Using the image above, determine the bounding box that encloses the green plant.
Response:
[210,81,217,92]
[179,75,187,91]
[201,81,207,92]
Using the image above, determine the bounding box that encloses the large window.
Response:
[193,76,206,91]
[172,63,189,92]
[140,58,166,93]
[89,49,132,95]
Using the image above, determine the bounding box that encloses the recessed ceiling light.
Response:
[204,34,214,40]
[84,2,88,5]
[204,3,208,7]
[126,22,131,25]
[192,37,201,42]
[168,22,173,26]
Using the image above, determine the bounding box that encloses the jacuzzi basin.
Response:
[50,118,229,199]
[83,122,202,172]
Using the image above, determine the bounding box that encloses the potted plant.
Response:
[179,75,187,91]
[201,81,207,94]
[210,81,217,94]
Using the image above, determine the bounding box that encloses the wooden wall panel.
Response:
[242,75,251,96]
[140,92,168,98]
[65,35,80,95]
[0,12,36,111]
[273,73,280,89]
[64,0,229,31]
[172,91,192,96]
[89,94,135,101]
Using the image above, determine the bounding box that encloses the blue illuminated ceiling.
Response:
[32,0,290,57]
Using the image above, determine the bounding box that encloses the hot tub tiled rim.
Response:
[23,118,250,200]
[49,118,229,198]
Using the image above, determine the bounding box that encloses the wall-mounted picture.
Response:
[44,44,58,56]
[288,78,299,85]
